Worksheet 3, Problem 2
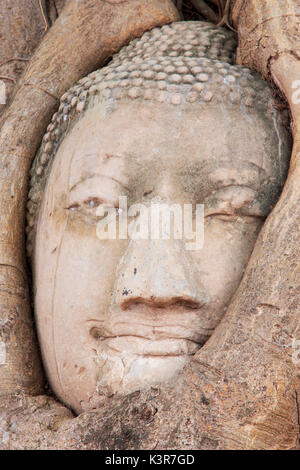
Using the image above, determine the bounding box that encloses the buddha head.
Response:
[27,22,291,414]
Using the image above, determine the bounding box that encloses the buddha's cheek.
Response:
[190,217,263,328]
[37,219,127,413]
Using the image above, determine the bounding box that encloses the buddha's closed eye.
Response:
[65,174,125,221]
[67,197,103,210]
[204,185,264,220]
[65,198,119,224]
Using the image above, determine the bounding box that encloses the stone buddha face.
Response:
[27,22,290,414]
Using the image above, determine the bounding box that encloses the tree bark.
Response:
[0,0,45,116]
[231,0,300,126]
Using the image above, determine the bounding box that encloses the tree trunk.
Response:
[0,0,46,116]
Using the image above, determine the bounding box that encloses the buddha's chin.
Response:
[66,335,207,414]
[100,336,200,356]
[93,341,199,401]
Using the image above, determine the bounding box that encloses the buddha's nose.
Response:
[113,238,207,310]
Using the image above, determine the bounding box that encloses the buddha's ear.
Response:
[0,0,179,399]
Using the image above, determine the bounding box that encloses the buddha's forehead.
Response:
[58,99,277,187]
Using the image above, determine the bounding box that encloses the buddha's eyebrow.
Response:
[72,152,123,163]
[69,174,129,192]
[180,160,266,182]
[70,152,128,191]
[178,159,269,198]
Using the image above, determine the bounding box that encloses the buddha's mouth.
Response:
[90,330,201,356]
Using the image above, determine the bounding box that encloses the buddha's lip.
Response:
[90,333,201,356]
[88,320,213,347]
